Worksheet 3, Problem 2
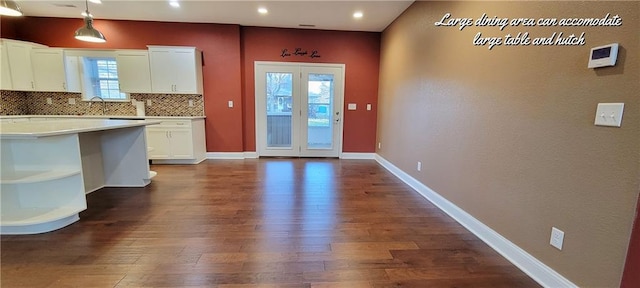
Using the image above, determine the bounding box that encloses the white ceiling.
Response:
[15,0,414,32]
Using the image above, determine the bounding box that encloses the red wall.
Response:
[5,16,243,152]
[622,195,640,287]
[0,16,19,39]
[241,27,380,152]
[3,17,380,153]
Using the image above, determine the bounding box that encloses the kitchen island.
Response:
[0,119,160,235]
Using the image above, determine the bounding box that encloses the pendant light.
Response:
[0,0,22,16]
[74,0,106,43]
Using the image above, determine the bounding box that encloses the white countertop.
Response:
[0,115,206,120]
[0,119,162,139]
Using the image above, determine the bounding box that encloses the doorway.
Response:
[255,62,345,157]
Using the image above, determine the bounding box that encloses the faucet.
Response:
[88,96,107,115]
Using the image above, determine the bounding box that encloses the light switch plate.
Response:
[550,227,564,250]
[228,100,234,108]
[367,104,372,111]
[348,103,357,110]
[595,103,624,127]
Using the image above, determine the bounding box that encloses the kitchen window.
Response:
[64,50,129,101]
[81,57,128,101]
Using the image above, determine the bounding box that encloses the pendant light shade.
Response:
[74,0,106,43]
[0,0,23,16]
[75,16,106,43]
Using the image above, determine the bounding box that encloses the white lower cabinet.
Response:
[146,118,206,164]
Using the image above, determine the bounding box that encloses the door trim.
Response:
[254,61,345,157]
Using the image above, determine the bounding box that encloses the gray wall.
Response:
[377,1,639,286]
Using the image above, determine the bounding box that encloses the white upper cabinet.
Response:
[64,55,82,93]
[0,43,12,90]
[3,39,45,91]
[116,50,152,93]
[148,46,203,94]
[31,48,68,92]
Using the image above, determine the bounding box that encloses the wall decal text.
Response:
[434,13,623,50]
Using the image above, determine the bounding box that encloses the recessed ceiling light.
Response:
[353,11,363,19]
[169,1,180,8]
[88,0,102,4]
[258,7,268,14]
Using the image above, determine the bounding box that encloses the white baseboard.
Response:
[374,154,577,288]
[243,152,259,159]
[207,152,373,160]
[150,158,205,165]
[340,152,376,160]
[206,152,259,159]
[207,152,246,159]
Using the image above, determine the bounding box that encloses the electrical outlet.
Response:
[378,142,381,149]
[550,227,564,250]
[188,99,194,107]
[46,98,52,105]
[147,100,152,106]
[417,161,422,171]
[68,98,76,105]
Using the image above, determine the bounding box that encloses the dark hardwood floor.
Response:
[1,159,540,287]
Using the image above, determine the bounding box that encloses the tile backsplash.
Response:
[0,90,29,115]
[1,91,204,116]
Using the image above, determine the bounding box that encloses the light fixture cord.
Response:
[84,0,90,17]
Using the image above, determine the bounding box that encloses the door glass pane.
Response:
[307,73,334,149]
[266,72,293,148]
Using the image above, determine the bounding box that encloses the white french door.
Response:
[255,62,344,157]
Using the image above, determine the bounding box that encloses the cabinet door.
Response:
[148,49,175,93]
[170,50,197,93]
[116,50,152,93]
[6,41,35,91]
[0,43,12,90]
[169,129,194,158]
[146,129,171,159]
[148,46,202,94]
[31,48,67,92]
[64,56,82,93]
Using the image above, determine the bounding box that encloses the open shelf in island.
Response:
[1,119,159,234]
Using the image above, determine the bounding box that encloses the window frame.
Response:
[64,49,130,102]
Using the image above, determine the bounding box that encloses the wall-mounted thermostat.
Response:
[588,43,619,68]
